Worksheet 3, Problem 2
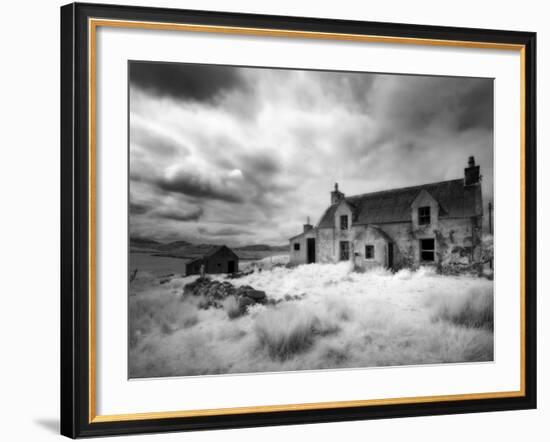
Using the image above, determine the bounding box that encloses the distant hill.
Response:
[235,244,287,252]
[270,245,289,252]
[129,236,163,252]
[155,240,192,251]
[130,236,161,247]
[130,237,288,260]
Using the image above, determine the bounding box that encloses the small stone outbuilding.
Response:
[185,245,239,275]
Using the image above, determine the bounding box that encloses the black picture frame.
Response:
[61,2,537,438]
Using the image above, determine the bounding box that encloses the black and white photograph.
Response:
[128,61,495,379]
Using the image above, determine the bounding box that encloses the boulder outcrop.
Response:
[183,277,267,315]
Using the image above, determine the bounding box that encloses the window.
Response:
[420,238,435,261]
[340,214,348,230]
[293,243,300,251]
[365,245,374,259]
[340,241,350,261]
[418,206,431,225]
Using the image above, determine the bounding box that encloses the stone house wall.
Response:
[291,215,482,272]
[289,229,317,265]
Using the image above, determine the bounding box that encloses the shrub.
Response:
[431,287,493,330]
[222,296,241,319]
[129,293,200,348]
[255,305,321,360]
[462,331,494,361]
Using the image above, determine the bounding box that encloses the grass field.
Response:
[129,260,493,378]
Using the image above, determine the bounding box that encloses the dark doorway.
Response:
[307,238,316,264]
[340,241,350,261]
[388,243,394,270]
[420,238,435,262]
[227,260,235,273]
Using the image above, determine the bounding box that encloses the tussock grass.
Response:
[129,264,494,378]
[430,287,493,330]
[222,296,241,319]
[255,305,320,360]
[129,292,200,349]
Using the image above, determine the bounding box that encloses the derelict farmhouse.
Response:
[289,157,485,271]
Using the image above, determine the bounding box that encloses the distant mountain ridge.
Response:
[155,240,192,251]
[130,237,287,255]
[130,236,161,247]
[234,244,288,252]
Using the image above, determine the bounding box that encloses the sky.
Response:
[129,61,494,246]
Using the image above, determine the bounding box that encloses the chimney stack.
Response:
[464,156,480,186]
[331,182,345,205]
[303,216,313,233]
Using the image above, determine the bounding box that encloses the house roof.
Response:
[318,179,482,228]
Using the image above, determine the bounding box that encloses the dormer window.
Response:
[418,206,431,225]
[340,215,348,230]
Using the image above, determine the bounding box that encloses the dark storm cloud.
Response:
[223,150,286,203]
[129,62,247,102]
[311,70,376,111]
[129,202,150,215]
[434,77,494,132]
[241,151,281,176]
[342,76,494,188]
[455,80,494,131]
[370,76,494,137]
[155,168,244,203]
[153,206,203,222]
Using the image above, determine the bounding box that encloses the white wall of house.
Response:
[289,230,317,265]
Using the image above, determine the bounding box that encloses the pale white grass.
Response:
[129,263,493,378]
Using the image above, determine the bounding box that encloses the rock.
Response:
[184,277,271,312]
[241,285,254,291]
[238,296,255,311]
[183,277,212,297]
[245,289,266,302]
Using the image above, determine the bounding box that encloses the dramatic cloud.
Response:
[155,164,245,203]
[152,206,204,222]
[129,62,247,102]
[129,202,150,215]
[130,121,189,158]
[129,62,493,246]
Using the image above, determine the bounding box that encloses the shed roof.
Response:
[318,179,482,228]
[185,245,238,264]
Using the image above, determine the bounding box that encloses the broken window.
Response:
[340,214,348,230]
[294,243,300,251]
[365,245,374,259]
[340,241,350,261]
[420,238,435,262]
[418,206,431,225]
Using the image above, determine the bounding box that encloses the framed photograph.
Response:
[60,2,537,438]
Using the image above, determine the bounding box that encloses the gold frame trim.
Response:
[88,18,527,424]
